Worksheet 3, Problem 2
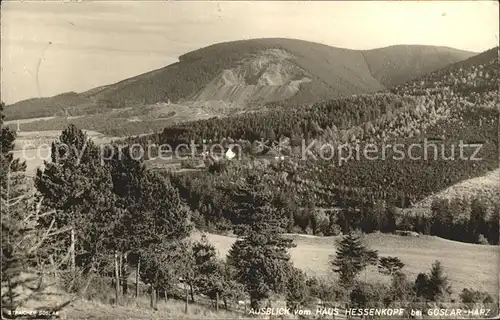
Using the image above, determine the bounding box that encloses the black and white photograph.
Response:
[1,1,499,319]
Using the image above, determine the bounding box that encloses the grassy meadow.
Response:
[192,232,499,299]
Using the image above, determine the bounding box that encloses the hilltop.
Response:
[4,38,474,122]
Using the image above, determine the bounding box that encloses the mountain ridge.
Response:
[4,38,476,120]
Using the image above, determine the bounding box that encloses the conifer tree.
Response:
[378,256,405,276]
[35,125,120,273]
[426,260,452,302]
[227,174,295,310]
[104,145,191,299]
[469,199,487,243]
[190,235,220,302]
[330,231,378,287]
[285,267,308,312]
[140,240,190,310]
[414,272,429,300]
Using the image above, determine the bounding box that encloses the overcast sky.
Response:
[1,1,498,104]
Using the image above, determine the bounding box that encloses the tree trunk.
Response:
[118,253,123,295]
[216,292,219,311]
[118,252,122,280]
[7,277,15,315]
[224,297,228,311]
[250,298,259,311]
[122,254,128,295]
[135,257,140,298]
[184,284,189,313]
[114,251,120,304]
[70,227,76,273]
[155,287,159,307]
[150,284,157,310]
[164,289,168,303]
[190,283,195,302]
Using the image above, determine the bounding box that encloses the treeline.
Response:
[151,93,413,148]
[125,52,499,153]
[15,113,175,137]
[392,48,498,100]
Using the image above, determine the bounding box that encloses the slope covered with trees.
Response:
[363,45,473,88]
[133,46,499,244]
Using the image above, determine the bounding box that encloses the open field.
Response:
[192,232,499,299]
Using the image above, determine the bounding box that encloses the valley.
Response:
[2,36,498,320]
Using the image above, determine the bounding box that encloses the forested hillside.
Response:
[125,46,500,244]
[4,39,474,121]
[363,45,474,88]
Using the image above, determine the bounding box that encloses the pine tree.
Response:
[140,240,190,310]
[105,145,192,300]
[382,206,397,233]
[227,174,295,310]
[190,235,220,302]
[469,199,487,243]
[426,260,452,302]
[285,267,308,312]
[330,231,378,287]
[107,145,191,247]
[35,125,120,273]
[378,256,405,276]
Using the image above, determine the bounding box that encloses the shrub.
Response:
[477,234,489,245]
[350,281,389,308]
[459,288,494,307]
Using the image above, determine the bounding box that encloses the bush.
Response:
[477,234,489,245]
[350,281,389,308]
[459,288,494,307]
[306,277,346,306]
[323,219,342,236]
